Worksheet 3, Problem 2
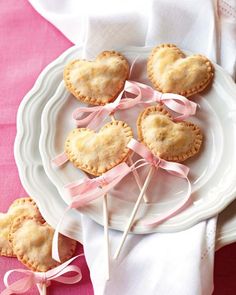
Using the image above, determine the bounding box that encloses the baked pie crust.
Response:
[65,120,133,176]
[147,44,214,97]
[137,105,203,162]
[9,216,77,272]
[64,51,129,105]
[0,198,42,257]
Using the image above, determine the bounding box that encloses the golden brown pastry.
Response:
[137,105,203,162]
[64,51,129,105]
[0,198,42,257]
[65,120,133,176]
[147,44,214,97]
[9,216,77,272]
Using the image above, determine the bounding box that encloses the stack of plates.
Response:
[14,45,236,250]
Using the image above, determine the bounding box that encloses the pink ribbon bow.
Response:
[52,139,192,261]
[52,161,148,262]
[0,255,83,295]
[64,162,145,207]
[73,80,197,130]
[127,139,192,226]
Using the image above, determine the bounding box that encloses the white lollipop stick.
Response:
[36,284,42,295]
[103,194,110,280]
[42,283,47,295]
[128,157,149,203]
[36,283,46,295]
[110,114,148,203]
[114,166,155,259]
[37,283,47,295]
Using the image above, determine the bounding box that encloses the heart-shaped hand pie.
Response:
[147,44,214,97]
[65,120,133,176]
[0,198,42,257]
[9,217,77,272]
[64,51,129,105]
[137,105,203,162]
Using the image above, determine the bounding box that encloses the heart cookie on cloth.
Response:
[147,44,214,97]
[64,51,129,106]
[137,105,203,162]
[0,198,42,257]
[65,120,133,176]
[9,217,77,272]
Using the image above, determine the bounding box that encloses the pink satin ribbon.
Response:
[51,151,69,167]
[127,139,192,227]
[65,162,146,207]
[52,139,192,261]
[0,255,83,295]
[52,161,146,262]
[73,80,197,129]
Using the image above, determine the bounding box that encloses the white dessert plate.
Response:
[13,44,236,248]
[39,46,236,233]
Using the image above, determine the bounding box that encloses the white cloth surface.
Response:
[29,0,236,77]
[28,0,236,294]
[82,215,216,295]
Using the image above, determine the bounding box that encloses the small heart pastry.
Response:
[65,120,133,176]
[0,198,42,257]
[137,105,203,162]
[9,217,77,272]
[147,44,214,97]
[64,51,129,105]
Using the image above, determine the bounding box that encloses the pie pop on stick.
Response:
[57,145,151,264]
[6,216,78,295]
[58,50,198,268]
[62,50,130,280]
[113,105,203,259]
[58,120,133,280]
[62,52,140,277]
[0,198,42,258]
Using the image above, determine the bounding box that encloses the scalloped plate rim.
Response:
[14,44,236,248]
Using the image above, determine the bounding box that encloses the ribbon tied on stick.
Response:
[127,138,192,227]
[52,138,192,261]
[1,255,83,295]
[65,162,145,207]
[52,161,145,262]
[73,80,197,129]
[113,139,192,259]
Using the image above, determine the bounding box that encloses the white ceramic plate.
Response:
[39,46,236,234]
[14,44,236,248]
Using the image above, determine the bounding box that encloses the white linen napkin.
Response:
[82,216,216,295]
[28,0,236,78]
[28,0,236,294]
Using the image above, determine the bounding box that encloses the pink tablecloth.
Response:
[0,1,93,294]
[0,1,235,294]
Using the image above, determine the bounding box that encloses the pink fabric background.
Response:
[0,1,93,294]
[0,0,235,294]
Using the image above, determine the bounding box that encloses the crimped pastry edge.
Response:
[147,43,214,97]
[9,216,77,272]
[65,120,133,176]
[137,105,203,162]
[64,50,130,106]
[0,197,43,258]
